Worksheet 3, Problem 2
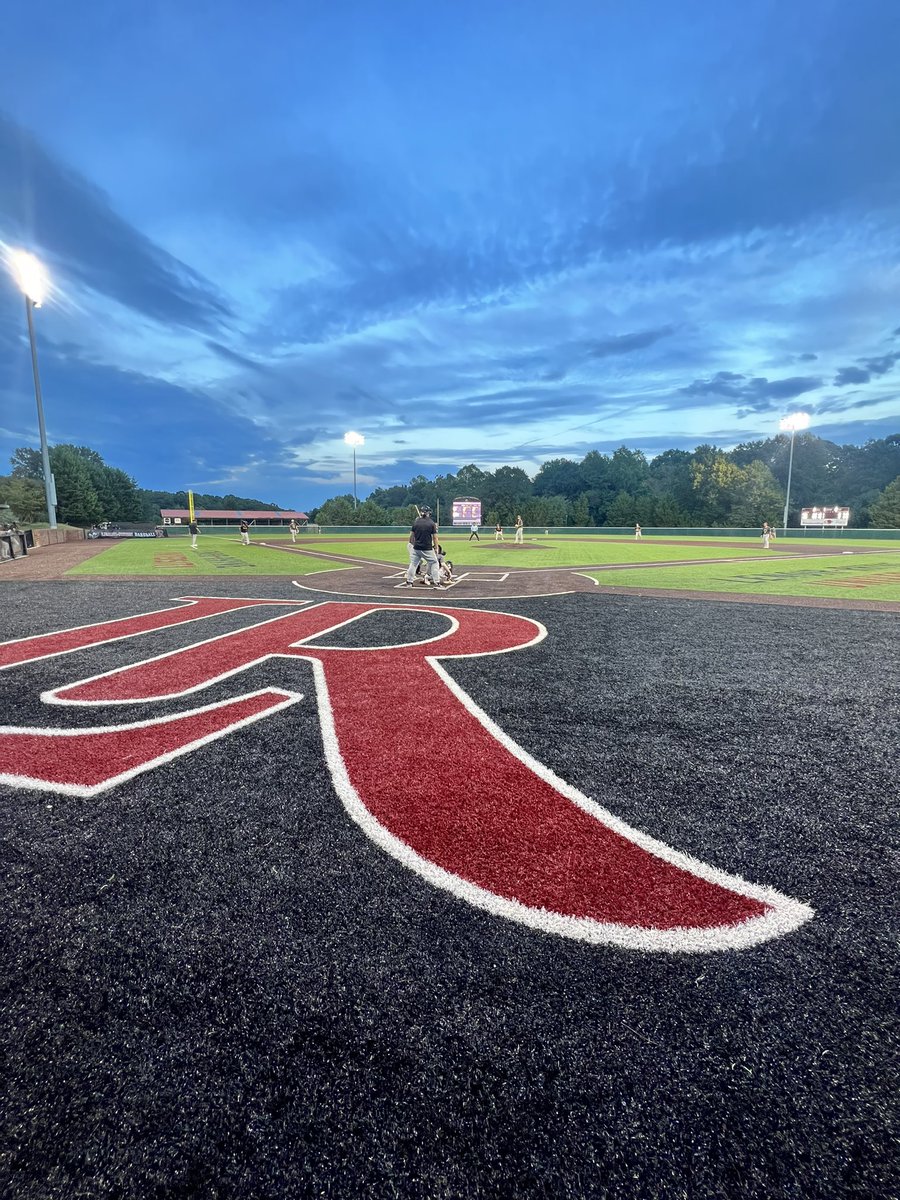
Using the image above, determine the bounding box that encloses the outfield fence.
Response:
[156,523,900,540]
[302,525,900,540]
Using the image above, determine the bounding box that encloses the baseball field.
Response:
[1,532,898,1199]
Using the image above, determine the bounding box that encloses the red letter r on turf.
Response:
[0,598,813,951]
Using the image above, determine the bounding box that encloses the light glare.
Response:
[779,412,811,432]
[9,249,49,306]
[344,430,365,446]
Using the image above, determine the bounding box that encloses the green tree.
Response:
[533,458,583,499]
[769,433,846,518]
[221,493,279,510]
[315,495,356,525]
[389,504,419,526]
[690,445,742,524]
[868,475,900,527]
[568,495,591,526]
[651,495,689,527]
[105,468,146,521]
[634,494,656,526]
[455,464,491,495]
[484,466,532,521]
[728,461,784,527]
[839,437,900,518]
[355,498,392,525]
[136,488,283,520]
[522,494,568,527]
[604,490,637,526]
[49,446,102,525]
[10,447,43,479]
[579,452,616,524]
[84,460,119,519]
[431,472,460,515]
[369,484,411,509]
[402,475,432,509]
[0,475,47,523]
[609,446,650,496]
[648,449,695,514]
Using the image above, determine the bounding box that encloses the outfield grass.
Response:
[66,531,900,586]
[255,533,796,569]
[583,551,900,601]
[67,538,353,576]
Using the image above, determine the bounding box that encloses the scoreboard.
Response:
[451,499,482,526]
[800,506,850,528]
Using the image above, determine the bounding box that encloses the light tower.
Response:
[344,431,365,509]
[8,250,57,528]
[779,412,810,533]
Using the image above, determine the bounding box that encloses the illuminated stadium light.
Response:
[779,412,811,531]
[779,412,811,433]
[9,249,49,307]
[6,249,56,528]
[344,431,365,509]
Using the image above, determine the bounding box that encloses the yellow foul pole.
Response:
[188,490,195,522]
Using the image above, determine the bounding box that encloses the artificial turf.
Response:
[584,550,900,602]
[66,538,354,576]
[1,579,897,1198]
[68,533,814,577]
[251,534,811,570]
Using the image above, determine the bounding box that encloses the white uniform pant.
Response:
[406,548,439,584]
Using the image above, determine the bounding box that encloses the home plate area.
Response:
[291,559,598,599]
[388,566,511,586]
[1,579,897,1200]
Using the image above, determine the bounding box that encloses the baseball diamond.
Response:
[1,543,898,1199]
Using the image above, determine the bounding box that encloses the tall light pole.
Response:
[9,251,57,528]
[344,431,365,509]
[779,411,810,533]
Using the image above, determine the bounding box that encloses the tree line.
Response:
[313,434,900,528]
[2,434,899,529]
[0,446,281,527]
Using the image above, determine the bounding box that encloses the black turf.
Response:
[1,581,898,1199]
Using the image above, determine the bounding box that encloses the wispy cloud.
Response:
[0,113,231,331]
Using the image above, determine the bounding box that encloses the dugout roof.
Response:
[161,509,308,521]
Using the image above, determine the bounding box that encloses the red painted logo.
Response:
[0,597,813,951]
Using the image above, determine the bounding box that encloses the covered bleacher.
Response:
[161,509,308,527]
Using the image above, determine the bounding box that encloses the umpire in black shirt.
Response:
[400,505,444,588]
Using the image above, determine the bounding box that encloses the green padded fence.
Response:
[163,524,900,540]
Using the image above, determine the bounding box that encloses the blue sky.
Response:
[1,0,898,508]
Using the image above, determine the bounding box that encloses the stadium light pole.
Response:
[779,411,810,533]
[344,431,365,509]
[9,251,57,528]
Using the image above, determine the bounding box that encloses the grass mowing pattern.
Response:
[1,581,897,1198]
[254,533,800,569]
[585,551,900,601]
[66,538,354,577]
